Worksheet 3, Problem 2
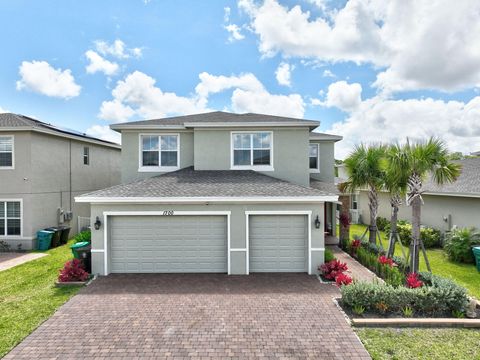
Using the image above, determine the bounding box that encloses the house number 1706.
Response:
[162,210,174,216]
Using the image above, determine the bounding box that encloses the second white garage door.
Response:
[249,215,308,272]
[109,215,227,273]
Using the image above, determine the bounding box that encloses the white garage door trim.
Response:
[245,211,312,275]
[102,211,231,275]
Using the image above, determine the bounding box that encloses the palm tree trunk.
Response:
[339,194,350,248]
[368,185,378,244]
[407,173,423,273]
[387,194,401,257]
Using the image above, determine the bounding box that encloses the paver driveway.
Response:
[6,274,370,359]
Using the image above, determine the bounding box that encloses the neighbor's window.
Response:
[0,136,13,168]
[351,194,358,210]
[232,132,272,168]
[141,134,179,168]
[0,201,21,236]
[309,143,319,171]
[83,147,89,165]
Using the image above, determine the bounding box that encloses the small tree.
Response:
[388,138,461,272]
[343,144,386,244]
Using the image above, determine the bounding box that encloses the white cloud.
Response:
[329,96,480,159]
[0,106,8,113]
[275,62,294,87]
[85,125,121,144]
[99,70,305,122]
[224,6,231,22]
[322,80,362,112]
[240,0,480,93]
[94,39,142,59]
[322,69,335,78]
[16,60,81,99]
[85,50,119,76]
[225,24,245,42]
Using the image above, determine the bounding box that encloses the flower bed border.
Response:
[55,274,96,287]
[351,317,480,328]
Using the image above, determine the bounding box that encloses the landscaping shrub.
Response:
[324,248,336,262]
[376,217,389,232]
[444,227,480,263]
[341,280,468,316]
[319,259,348,280]
[58,259,89,282]
[74,230,91,243]
[396,222,441,248]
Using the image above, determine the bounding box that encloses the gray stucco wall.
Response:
[120,130,194,183]
[88,202,326,276]
[309,140,335,183]
[0,130,121,249]
[358,191,480,232]
[193,128,310,186]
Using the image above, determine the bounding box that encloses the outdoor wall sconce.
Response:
[314,215,321,229]
[94,216,102,230]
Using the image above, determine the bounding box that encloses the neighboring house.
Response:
[470,150,480,156]
[0,113,121,250]
[352,158,480,232]
[76,111,342,275]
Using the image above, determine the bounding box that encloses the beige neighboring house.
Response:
[0,113,121,250]
[338,158,480,232]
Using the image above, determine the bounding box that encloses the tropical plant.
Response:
[352,305,365,316]
[343,144,386,244]
[319,259,348,280]
[406,273,423,289]
[444,227,480,263]
[58,259,89,282]
[386,138,461,272]
[402,306,414,317]
[335,273,353,286]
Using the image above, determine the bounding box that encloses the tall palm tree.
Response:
[388,138,461,272]
[383,145,409,257]
[343,144,386,244]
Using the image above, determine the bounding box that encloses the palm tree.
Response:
[343,144,386,244]
[383,145,409,258]
[387,138,461,272]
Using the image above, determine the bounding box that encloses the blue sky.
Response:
[1,0,480,158]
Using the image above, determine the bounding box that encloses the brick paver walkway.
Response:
[327,246,382,283]
[5,273,370,359]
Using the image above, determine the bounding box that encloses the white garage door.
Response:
[249,215,308,272]
[110,215,227,273]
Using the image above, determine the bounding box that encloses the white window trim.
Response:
[245,210,312,275]
[0,135,14,170]
[101,211,231,276]
[230,131,274,171]
[309,143,320,174]
[138,133,180,172]
[83,146,89,165]
[0,199,23,238]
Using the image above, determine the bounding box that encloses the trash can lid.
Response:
[71,241,90,249]
[37,230,54,234]
[473,246,480,251]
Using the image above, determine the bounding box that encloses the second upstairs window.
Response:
[309,143,319,172]
[232,132,272,169]
[141,134,179,169]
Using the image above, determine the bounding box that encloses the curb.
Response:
[352,318,480,328]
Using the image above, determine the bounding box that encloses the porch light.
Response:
[314,215,321,229]
[94,216,102,230]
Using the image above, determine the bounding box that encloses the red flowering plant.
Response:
[351,239,361,252]
[335,273,353,286]
[58,259,89,282]
[378,255,395,267]
[319,259,349,280]
[406,273,424,289]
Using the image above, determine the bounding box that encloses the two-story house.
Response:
[76,112,342,275]
[0,113,121,250]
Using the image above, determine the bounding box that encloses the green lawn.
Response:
[0,242,81,358]
[346,224,480,299]
[356,328,480,360]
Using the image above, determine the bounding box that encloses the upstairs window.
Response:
[232,132,272,169]
[0,136,13,168]
[83,147,89,165]
[140,134,179,170]
[309,143,319,172]
[0,201,21,236]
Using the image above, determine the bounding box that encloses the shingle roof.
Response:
[424,158,480,196]
[309,132,342,142]
[110,111,319,129]
[0,113,119,147]
[310,178,340,195]
[79,167,336,199]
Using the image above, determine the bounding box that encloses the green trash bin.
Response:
[473,247,480,272]
[37,230,54,251]
[71,241,90,259]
